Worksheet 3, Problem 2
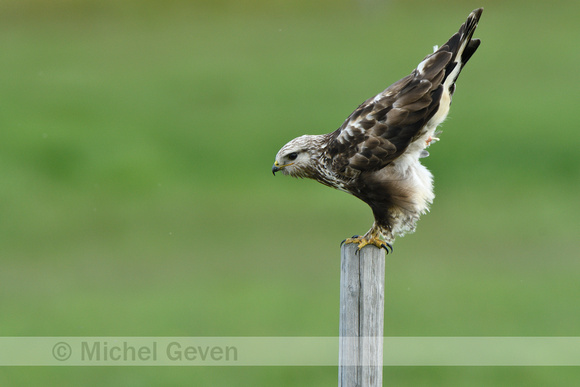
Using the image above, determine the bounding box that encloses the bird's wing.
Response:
[326,8,482,174]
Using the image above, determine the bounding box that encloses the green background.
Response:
[1,0,579,385]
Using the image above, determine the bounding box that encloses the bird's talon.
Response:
[342,235,392,253]
[341,235,360,246]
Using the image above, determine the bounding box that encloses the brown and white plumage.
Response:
[272,8,483,251]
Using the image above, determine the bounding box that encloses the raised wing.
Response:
[326,8,482,175]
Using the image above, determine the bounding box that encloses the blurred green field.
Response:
[0,0,579,385]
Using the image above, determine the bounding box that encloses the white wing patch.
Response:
[416,57,429,75]
[335,122,363,145]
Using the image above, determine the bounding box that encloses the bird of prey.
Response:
[272,8,483,252]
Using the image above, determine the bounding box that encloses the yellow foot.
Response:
[341,235,393,254]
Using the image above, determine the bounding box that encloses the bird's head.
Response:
[272,135,320,178]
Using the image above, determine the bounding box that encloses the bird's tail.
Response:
[441,8,483,91]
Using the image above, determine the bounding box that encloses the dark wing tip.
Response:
[458,8,483,67]
[464,8,483,41]
[469,8,484,24]
[461,38,481,64]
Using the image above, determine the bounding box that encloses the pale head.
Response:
[272,135,323,178]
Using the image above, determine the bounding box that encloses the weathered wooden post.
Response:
[339,243,386,387]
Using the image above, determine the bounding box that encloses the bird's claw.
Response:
[341,235,360,247]
[342,235,393,254]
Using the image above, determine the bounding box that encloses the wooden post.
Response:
[339,243,385,387]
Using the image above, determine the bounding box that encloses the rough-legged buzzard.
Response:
[272,8,483,252]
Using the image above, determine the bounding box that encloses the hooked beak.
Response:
[272,160,292,175]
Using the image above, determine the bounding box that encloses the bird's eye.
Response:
[288,152,298,161]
